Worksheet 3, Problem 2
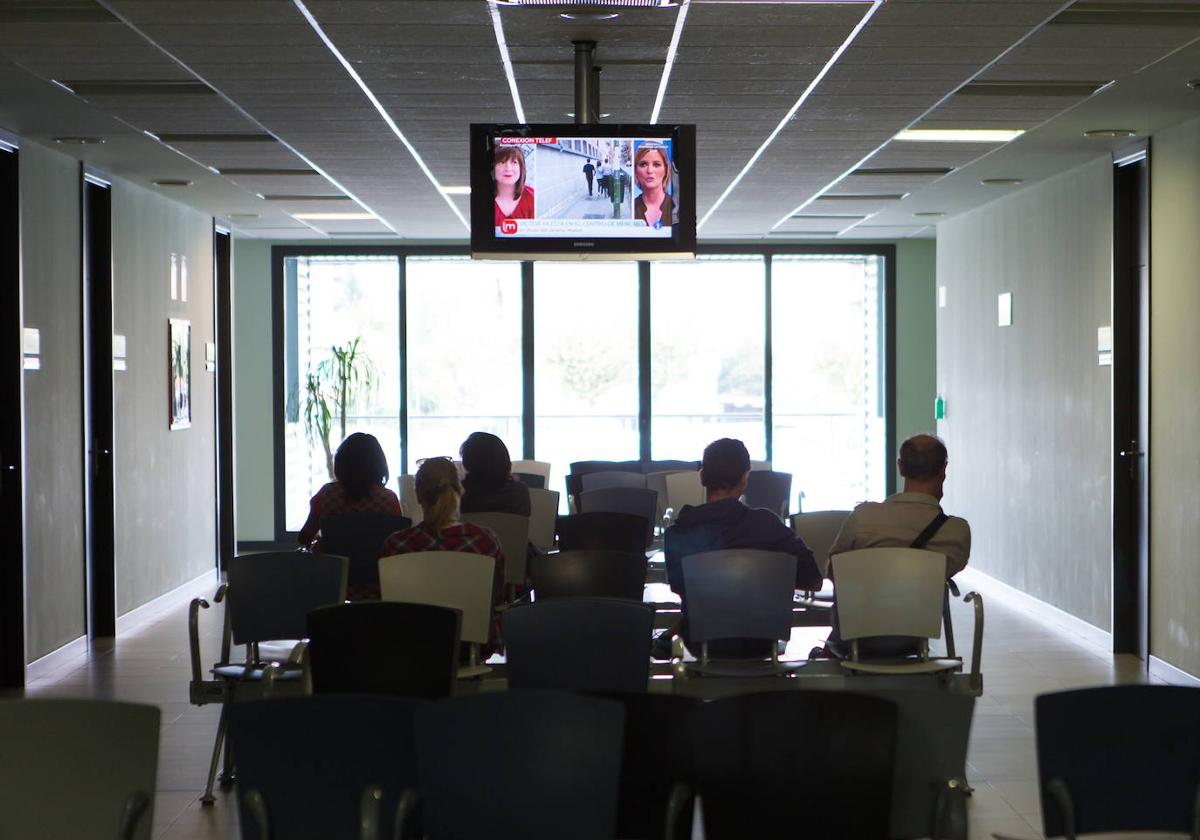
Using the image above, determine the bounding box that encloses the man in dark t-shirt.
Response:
[662,438,820,658]
[582,160,595,196]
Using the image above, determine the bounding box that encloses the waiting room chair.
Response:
[790,509,850,578]
[579,487,658,548]
[528,487,560,550]
[378,550,496,677]
[582,470,648,492]
[398,474,422,525]
[743,469,792,519]
[513,458,551,489]
[831,548,983,683]
[188,550,348,804]
[664,470,704,524]
[307,601,460,698]
[558,511,649,555]
[691,691,897,839]
[503,598,654,693]
[1018,685,1200,840]
[514,471,546,489]
[678,549,799,676]
[0,699,159,840]
[411,692,626,840]
[319,511,410,600]
[530,549,647,601]
[610,693,699,840]
[229,696,419,840]
[570,459,642,476]
[460,510,529,587]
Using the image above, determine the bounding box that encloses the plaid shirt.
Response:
[310,482,403,519]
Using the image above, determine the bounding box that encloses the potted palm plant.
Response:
[303,337,375,479]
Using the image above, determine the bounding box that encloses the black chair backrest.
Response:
[581,471,648,492]
[226,551,347,646]
[610,692,699,840]
[306,602,460,698]
[229,696,419,840]
[744,470,792,518]
[415,692,625,840]
[514,471,546,489]
[681,550,796,645]
[578,487,657,548]
[1036,685,1200,838]
[503,599,653,693]
[645,459,701,474]
[319,512,410,595]
[530,549,647,601]
[570,459,643,476]
[691,691,897,838]
[558,512,648,555]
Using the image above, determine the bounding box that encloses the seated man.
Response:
[662,438,821,658]
[825,432,971,655]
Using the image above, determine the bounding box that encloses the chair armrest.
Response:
[393,787,421,840]
[213,583,232,665]
[188,598,211,683]
[964,591,984,692]
[118,791,150,840]
[947,578,961,597]
[663,781,692,840]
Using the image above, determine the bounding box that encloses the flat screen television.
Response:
[470,123,696,260]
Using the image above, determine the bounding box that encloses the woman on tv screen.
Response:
[493,145,535,226]
[634,142,674,228]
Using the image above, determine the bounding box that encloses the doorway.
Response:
[0,138,24,688]
[214,227,234,570]
[1111,147,1150,659]
[82,171,115,639]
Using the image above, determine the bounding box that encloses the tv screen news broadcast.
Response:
[470,123,696,260]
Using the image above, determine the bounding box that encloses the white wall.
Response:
[936,157,1114,630]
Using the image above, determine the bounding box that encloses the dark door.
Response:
[0,140,24,688]
[214,227,235,570]
[1112,150,1150,659]
[82,173,116,638]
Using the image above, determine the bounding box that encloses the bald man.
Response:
[829,433,970,577]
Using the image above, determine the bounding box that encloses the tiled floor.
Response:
[15,568,1182,839]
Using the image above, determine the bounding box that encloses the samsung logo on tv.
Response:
[574,242,594,247]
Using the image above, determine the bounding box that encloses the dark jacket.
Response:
[664,498,821,597]
[460,477,531,517]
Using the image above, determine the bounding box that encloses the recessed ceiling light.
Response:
[913,211,946,217]
[980,178,1023,186]
[440,186,472,195]
[894,129,1025,143]
[1082,129,1136,138]
[152,179,193,187]
[53,136,104,145]
[291,211,377,221]
[560,12,620,20]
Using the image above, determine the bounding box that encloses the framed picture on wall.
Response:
[169,318,191,430]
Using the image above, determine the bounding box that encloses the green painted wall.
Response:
[233,239,938,540]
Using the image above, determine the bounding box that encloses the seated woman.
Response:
[459,431,530,516]
[297,432,402,548]
[381,457,506,652]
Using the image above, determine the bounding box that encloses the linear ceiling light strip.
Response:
[650,0,691,124]
[489,1,527,122]
[697,0,884,230]
[92,0,396,236]
[292,0,470,230]
[769,0,1079,230]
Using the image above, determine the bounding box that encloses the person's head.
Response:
[635,144,671,194]
[333,432,390,500]
[700,438,751,502]
[898,433,949,499]
[414,456,463,532]
[459,431,512,490]
[493,146,526,199]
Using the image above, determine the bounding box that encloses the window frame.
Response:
[271,243,896,541]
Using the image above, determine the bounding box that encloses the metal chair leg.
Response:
[201,705,228,805]
[218,718,236,789]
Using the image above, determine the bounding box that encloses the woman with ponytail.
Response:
[380,456,506,615]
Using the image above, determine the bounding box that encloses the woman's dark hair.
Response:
[333,432,390,501]
[459,432,512,490]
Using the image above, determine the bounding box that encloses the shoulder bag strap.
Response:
[910,510,949,549]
